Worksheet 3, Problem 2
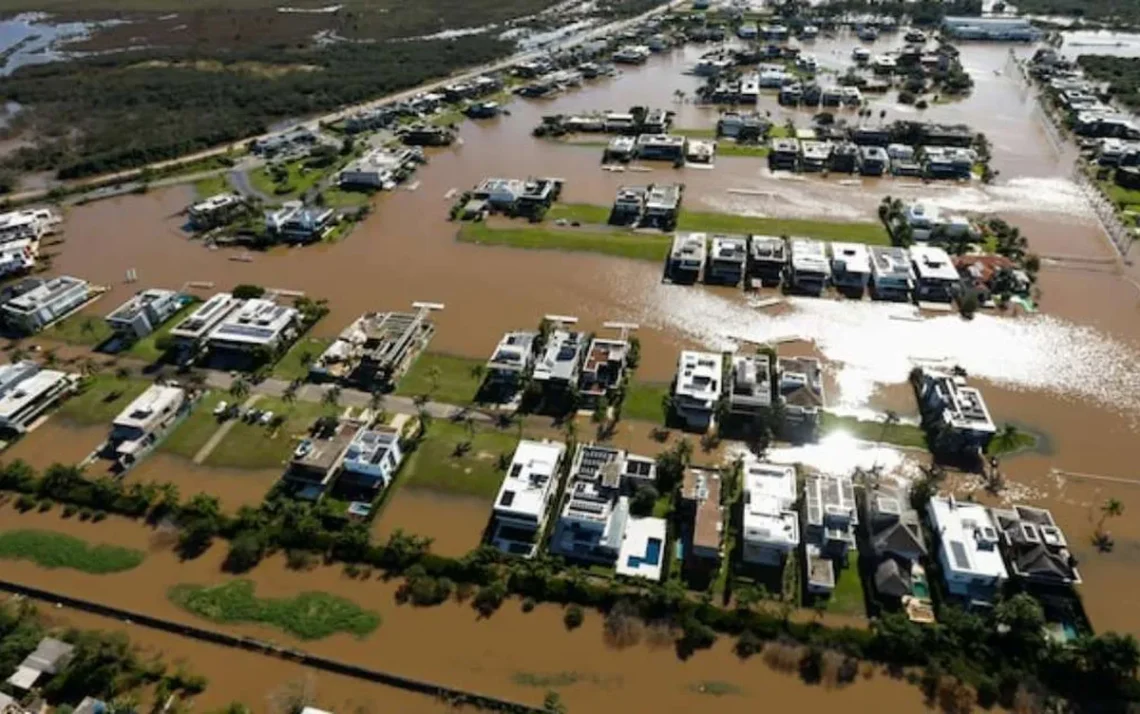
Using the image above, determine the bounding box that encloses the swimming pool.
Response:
[626,537,663,568]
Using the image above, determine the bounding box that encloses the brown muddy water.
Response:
[130,453,279,510]
[0,508,929,714]
[16,28,1140,698]
[373,488,491,558]
[5,421,106,470]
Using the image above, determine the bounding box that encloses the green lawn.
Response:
[1102,179,1140,211]
[623,381,670,424]
[159,391,229,461]
[58,374,151,426]
[193,174,228,199]
[250,160,327,200]
[824,562,867,616]
[125,299,200,363]
[819,412,927,450]
[321,186,373,208]
[458,222,672,262]
[676,210,889,245]
[546,203,613,224]
[673,127,716,138]
[402,419,520,499]
[395,352,484,405]
[45,313,112,347]
[168,580,380,640]
[0,530,144,574]
[769,125,793,139]
[272,337,333,382]
[717,143,770,158]
[204,397,335,470]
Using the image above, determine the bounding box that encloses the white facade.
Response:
[339,148,418,188]
[188,193,243,228]
[830,242,871,291]
[927,496,1008,602]
[903,202,972,241]
[1,276,90,334]
[910,244,960,302]
[788,238,830,295]
[916,369,997,448]
[207,298,299,352]
[109,385,186,461]
[706,234,747,285]
[340,427,403,489]
[0,239,36,278]
[869,246,914,300]
[532,329,585,386]
[105,289,182,340]
[615,515,667,581]
[486,330,537,385]
[741,458,799,565]
[673,350,723,431]
[669,232,706,282]
[0,208,56,244]
[169,292,241,345]
[492,439,566,557]
[0,362,76,433]
[728,352,772,416]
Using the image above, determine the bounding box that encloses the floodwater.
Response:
[5,420,105,470]
[0,507,929,713]
[130,453,280,510]
[22,25,1140,686]
[373,488,491,557]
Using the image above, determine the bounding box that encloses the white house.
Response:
[668,233,706,283]
[778,356,824,433]
[338,148,418,188]
[266,202,336,242]
[532,329,586,388]
[188,193,244,229]
[491,439,567,557]
[0,208,56,245]
[927,496,1008,603]
[869,246,914,301]
[0,239,37,278]
[0,361,77,433]
[788,238,830,295]
[485,330,537,392]
[340,427,404,490]
[910,244,960,302]
[107,385,186,466]
[741,458,799,566]
[673,350,723,431]
[728,352,772,418]
[1,276,91,334]
[830,242,871,294]
[105,289,183,340]
[206,298,299,353]
[903,202,972,242]
[169,292,241,348]
[615,515,667,581]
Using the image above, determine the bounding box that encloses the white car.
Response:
[259,411,275,426]
[213,401,228,416]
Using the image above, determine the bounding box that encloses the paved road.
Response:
[6,0,684,205]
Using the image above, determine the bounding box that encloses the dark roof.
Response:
[1016,544,1073,581]
[874,559,911,598]
[871,519,927,559]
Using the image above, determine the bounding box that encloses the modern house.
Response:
[338,147,420,189]
[942,15,1040,41]
[668,233,707,284]
[485,330,538,394]
[532,327,586,392]
[616,515,668,581]
[921,146,975,180]
[491,439,567,557]
[168,292,241,351]
[787,238,830,295]
[1,275,91,335]
[106,385,186,468]
[706,234,748,286]
[550,443,657,567]
[991,505,1081,587]
[927,496,1008,604]
[914,368,997,454]
[0,208,57,244]
[869,246,914,301]
[680,467,723,572]
[863,483,928,600]
[0,361,77,433]
[605,136,637,162]
[401,124,455,146]
[284,419,360,499]
[578,336,630,404]
[105,288,183,340]
[748,235,786,287]
[265,201,336,243]
[643,183,682,228]
[635,134,686,162]
[777,356,824,436]
[0,239,37,279]
[859,145,889,176]
[612,45,651,64]
[188,193,245,230]
[741,458,799,566]
[339,426,404,491]
[611,185,647,225]
[728,352,773,418]
[799,140,833,172]
[803,472,858,593]
[6,637,74,691]
[310,309,436,387]
[910,244,960,302]
[830,242,871,296]
[903,203,972,242]
[673,350,724,431]
[206,298,299,355]
[471,177,562,215]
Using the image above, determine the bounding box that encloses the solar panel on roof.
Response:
[949,540,971,570]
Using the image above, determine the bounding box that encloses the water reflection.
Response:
[732,431,924,481]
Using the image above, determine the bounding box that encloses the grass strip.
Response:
[458,222,671,262]
[676,209,889,244]
[819,412,927,450]
[168,579,380,640]
[0,530,144,574]
[395,352,484,406]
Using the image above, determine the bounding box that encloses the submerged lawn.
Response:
[0,530,144,574]
[168,580,380,640]
[819,412,927,450]
[402,419,520,499]
[457,222,672,262]
[395,352,484,405]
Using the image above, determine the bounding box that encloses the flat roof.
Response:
[615,516,667,581]
[487,330,536,372]
[682,467,722,552]
[910,245,960,282]
[495,440,565,519]
[675,350,722,405]
[743,459,799,551]
[113,385,185,430]
[209,298,298,346]
[0,363,71,420]
[532,329,585,382]
[928,497,1008,580]
[106,288,179,323]
[830,242,871,274]
[709,235,747,264]
[4,275,87,313]
[170,292,239,340]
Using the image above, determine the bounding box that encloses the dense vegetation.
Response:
[0,456,1137,711]
[1077,55,1140,111]
[0,529,144,574]
[1012,0,1140,27]
[806,0,983,24]
[0,35,511,180]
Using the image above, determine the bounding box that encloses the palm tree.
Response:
[10,346,27,363]
[563,417,578,443]
[369,390,386,413]
[283,379,300,404]
[77,358,97,377]
[427,365,442,395]
[229,376,251,400]
[469,363,485,384]
[322,385,342,409]
[43,348,59,368]
[1094,497,1124,552]
[115,365,132,382]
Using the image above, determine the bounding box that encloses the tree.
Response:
[543,692,566,714]
[369,389,386,414]
[322,385,342,409]
[470,363,485,383]
[630,484,659,516]
[283,379,300,404]
[957,288,979,320]
[1095,497,1124,551]
[43,349,59,368]
[426,365,442,395]
[563,604,584,630]
[995,593,1046,663]
[229,376,250,400]
[232,284,265,300]
[224,530,266,573]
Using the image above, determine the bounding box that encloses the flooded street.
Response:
[15,24,1140,707]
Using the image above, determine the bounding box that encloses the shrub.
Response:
[36,499,51,512]
[62,504,77,518]
[285,549,315,571]
[564,604,584,630]
[473,581,507,617]
[92,510,107,522]
[231,284,265,300]
[898,90,917,105]
[735,630,762,659]
[15,494,34,512]
[521,597,536,613]
[78,507,94,521]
